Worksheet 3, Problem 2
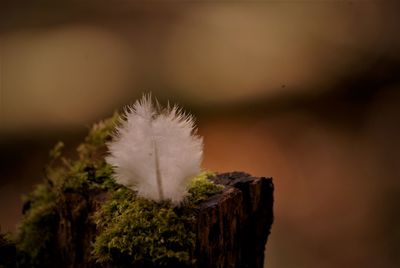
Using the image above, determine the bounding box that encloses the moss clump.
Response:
[15,113,121,266]
[16,183,59,267]
[93,189,192,266]
[92,172,222,267]
[14,113,223,267]
[187,172,224,204]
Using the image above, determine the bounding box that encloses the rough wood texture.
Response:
[57,189,109,267]
[198,172,274,268]
[0,172,274,268]
[61,172,274,268]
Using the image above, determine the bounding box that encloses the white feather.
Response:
[106,94,203,203]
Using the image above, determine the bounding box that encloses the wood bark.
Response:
[195,172,274,268]
[1,172,274,268]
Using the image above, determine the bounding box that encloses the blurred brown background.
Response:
[1,0,400,267]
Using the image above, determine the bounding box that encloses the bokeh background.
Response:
[1,0,400,267]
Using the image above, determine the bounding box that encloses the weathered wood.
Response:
[197,172,274,268]
[0,172,274,268]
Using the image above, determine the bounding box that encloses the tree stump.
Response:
[1,172,273,268]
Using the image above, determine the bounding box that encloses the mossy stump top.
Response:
[1,115,274,268]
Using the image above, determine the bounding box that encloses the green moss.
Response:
[187,172,224,204]
[16,114,120,266]
[92,171,222,266]
[77,112,121,163]
[14,113,223,267]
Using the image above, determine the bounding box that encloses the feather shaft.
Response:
[153,139,164,200]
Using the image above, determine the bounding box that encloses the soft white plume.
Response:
[106,94,203,203]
